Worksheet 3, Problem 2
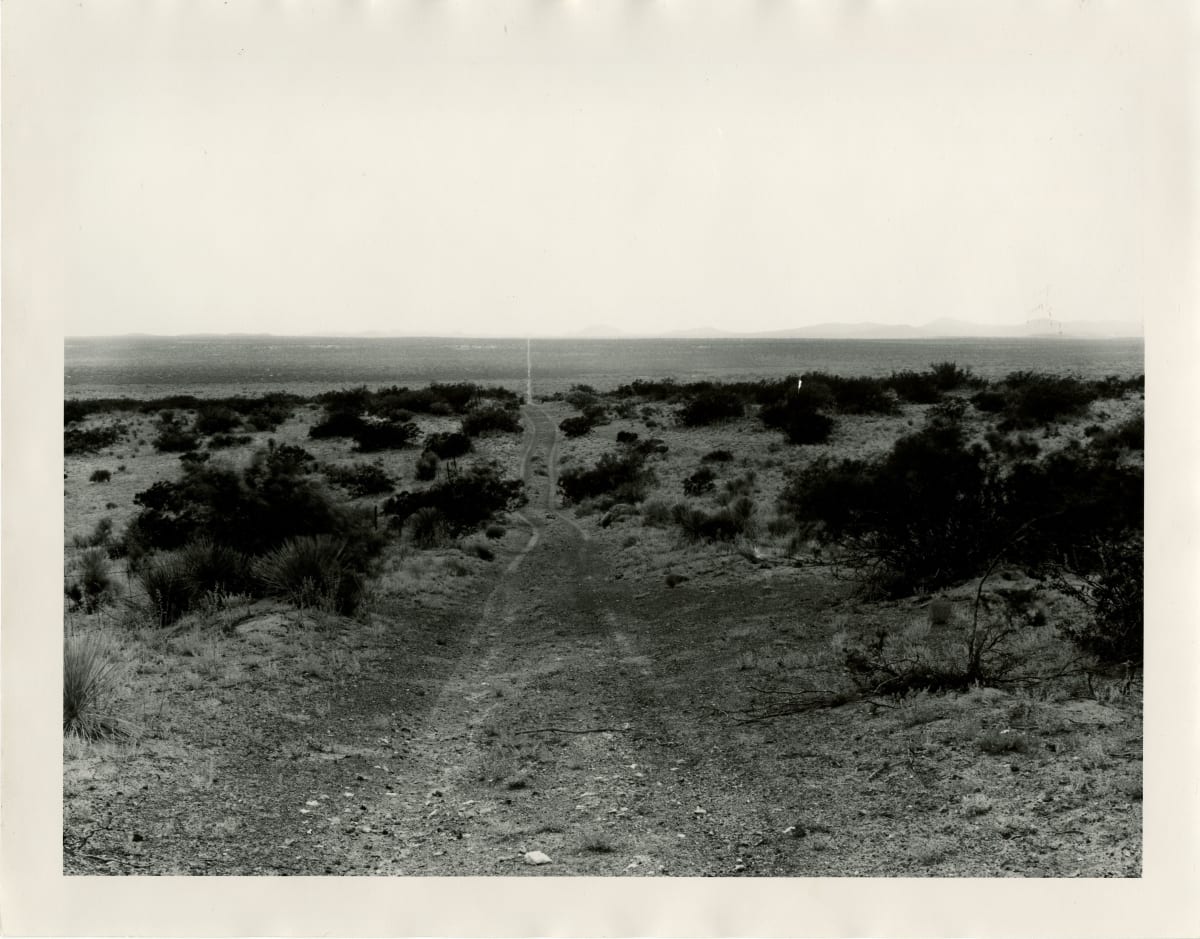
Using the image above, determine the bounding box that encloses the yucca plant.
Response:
[408,506,447,549]
[254,535,362,614]
[67,548,115,613]
[137,553,194,626]
[63,632,130,740]
[180,538,248,597]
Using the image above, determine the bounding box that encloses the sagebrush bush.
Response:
[352,419,419,452]
[701,448,734,463]
[254,535,363,613]
[65,423,126,455]
[461,406,521,437]
[153,415,200,453]
[383,464,526,536]
[323,462,395,497]
[682,467,717,497]
[559,451,656,505]
[71,517,113,549]
[424,431,472,460]
[64,632,129,740]
[641,499,673,528]
[89,469,112,483]
[559,415,596,439]
[677,389,745,427]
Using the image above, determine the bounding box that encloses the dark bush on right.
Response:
[1058,535,1143,665]
[559,415,596,439]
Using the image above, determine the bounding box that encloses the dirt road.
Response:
[65,405,1142,877]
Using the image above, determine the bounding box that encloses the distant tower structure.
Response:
[1025,286,1064,337]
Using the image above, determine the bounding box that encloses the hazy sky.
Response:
[7,1,1194,337]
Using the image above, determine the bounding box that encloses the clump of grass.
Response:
[977,728,1030,754]
[66,548,115,613]
[89,469,112,483]
[137,554,194,626]
[408,506,448,548]
[63,632,131,740]
[72,517,114,549]
[254,535,362,614]
[579,832,616,854]
[484,523,506,540]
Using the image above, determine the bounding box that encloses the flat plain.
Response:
[62,355,1144,876]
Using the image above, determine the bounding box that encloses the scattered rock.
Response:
[524,850,552,865]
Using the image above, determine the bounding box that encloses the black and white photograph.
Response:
[3,0,1198,936]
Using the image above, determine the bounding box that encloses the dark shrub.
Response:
[760,399,835,445]
[971,388,1009,413]
[208,433,254,450]
[616,431,640,445]
[1089,413,1144,456]
[72,517,113,549]
[678,389,745,427]
[1058,535,1143,665]
[126,443,371,561]
[153,416,200,453]
[462,406,521,437]
[309,405,366,440]
[930,362,974,391]
[701,448,734,463]
[254,535,363,613]
[89,469,112,483]
[559,451,656,505]
[415,450,439,481]
[425,432,472,460]
[485,523,506,539]
[1001,373,1097,426]
[406,507,446,548]
[323,462,395,498]
[66,549,114,613]
[780,421,1003,595]
[383,464,526,536]
[886,371,942,404]
[671,503,749,543]
[682,467,717,497]
[559,415,595,439]
[352,419,419,452]
[137,554,194,626]
[195,405,241,435]
[65,424,125,455]
[180,538,250,597]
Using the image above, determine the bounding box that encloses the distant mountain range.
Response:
[566,319,1144,340]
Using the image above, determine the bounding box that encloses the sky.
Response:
[6,1,1194,337]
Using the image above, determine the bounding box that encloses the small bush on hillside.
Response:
[616,431,640,445]
[322,462,395,498]
[415,450,440,482]
[195,405,242,435]
[208,433,255,450]
[180,538,250,597]
[677,389,745,427]
[65,424,126,456]
[153,416,200,453]
[485,523,506,539]
[559,451,656,506]
[671,503,751,543]
[72,517,114,549]
[137,554,194,626]
[352,419,419,452]
[682,467,717,497]
[309,405,365,440]
[89,469,112,483]
[701,448,734,463]
[1057,535,1143,666]
[760,398,836,445]
[560,415,596,439]
[641,498,673,528]
[383,464,526,536]
[66,549,115,613]
[254,535,363,614]
[461,406,521,437]
[407,507,448,548]
[886,370,943,404]
[424,432,472,460]
[999,373,1097,427]
[1089,413,1144,457]
[64,633,130,740]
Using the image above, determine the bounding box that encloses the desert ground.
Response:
[63,376,1143,876]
